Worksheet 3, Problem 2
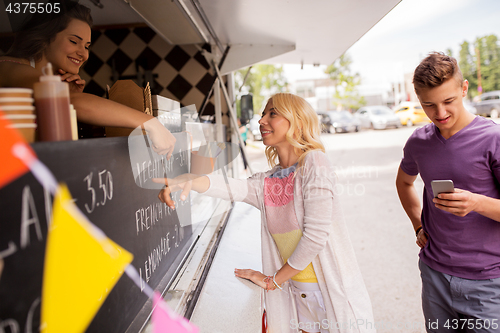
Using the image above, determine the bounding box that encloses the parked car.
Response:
[463,101,477,115]
[472,90,500,118]
[318,110,361,133]
[394,102,430,127]
[248,113,262,140]
[354,106,402,130]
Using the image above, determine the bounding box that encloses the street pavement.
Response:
[245,126,426,333]
[322,127,426,333]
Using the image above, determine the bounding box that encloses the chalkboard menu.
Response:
[0,133,193,332]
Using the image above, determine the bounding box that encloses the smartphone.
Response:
[431,180,455,198]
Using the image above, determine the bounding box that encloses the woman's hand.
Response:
[58,69,85,93]
[153,174,193,209]
[143,118,176,159]
[234,268,268,289]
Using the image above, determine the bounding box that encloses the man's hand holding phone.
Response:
[431,180,479,217]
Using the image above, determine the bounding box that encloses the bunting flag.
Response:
[41,184,133,333]
[0,111,35,188]
[152,292,199,333]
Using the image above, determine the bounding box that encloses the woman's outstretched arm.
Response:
[154,174,210,209]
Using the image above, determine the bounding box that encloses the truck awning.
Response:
[1,0,401,72]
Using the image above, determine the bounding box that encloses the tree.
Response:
[325,53,365,110]
[456,34,500,98]
[475,35,500,93]
[233,64,288,115]
[459,41,475,98]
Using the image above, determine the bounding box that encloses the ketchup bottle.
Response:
[34,63,72,141]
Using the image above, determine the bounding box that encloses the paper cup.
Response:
[4,114,36,124]
[191,151,215,175]
[0,88,33,98]
[7,123,37,142]
[0,105,35,114]
[4,114,36,119]
[0,97,34,106]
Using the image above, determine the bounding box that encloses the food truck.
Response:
[0,0,400,331]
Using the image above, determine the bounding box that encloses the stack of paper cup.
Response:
[0,88,36,142]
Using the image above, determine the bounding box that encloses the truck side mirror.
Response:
[240,94,254,125]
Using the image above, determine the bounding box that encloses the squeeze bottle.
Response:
[34,63,72,141]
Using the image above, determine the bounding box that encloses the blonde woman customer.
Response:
[155,93,375,333]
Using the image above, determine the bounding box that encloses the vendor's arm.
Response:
[0,60,41,88]
[433,190,500,222]
[396,167,427,248]
[0,60,83,91]
[71,92,176,157]
[1,61,175,156]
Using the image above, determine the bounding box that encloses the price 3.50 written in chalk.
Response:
[83,170,113,214]
[5,3,61,14]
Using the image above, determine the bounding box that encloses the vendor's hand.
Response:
[58,69,85,93]
[144,119,176,159]
[153,174,193,209]
[416,229,428,248]
[234,268,267,289]
[432,188,479,217]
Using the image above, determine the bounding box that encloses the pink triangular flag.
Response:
[152,292,199,333]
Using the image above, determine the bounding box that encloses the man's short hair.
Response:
[413,52,463,94]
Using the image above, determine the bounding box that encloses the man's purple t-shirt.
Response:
[400,116,500,279]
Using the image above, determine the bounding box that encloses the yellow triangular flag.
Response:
[41,184,133,333]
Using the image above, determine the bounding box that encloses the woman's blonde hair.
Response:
[264,92,325,168]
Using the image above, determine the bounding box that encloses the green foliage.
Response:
[234,64,288,115]
[325,54,365,110]
[457,34,500,98]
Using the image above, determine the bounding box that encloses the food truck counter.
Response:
[0,122,231,332]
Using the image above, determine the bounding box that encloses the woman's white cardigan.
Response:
[205,151,375,333]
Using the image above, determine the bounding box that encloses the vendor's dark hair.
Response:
[7,1,92,62]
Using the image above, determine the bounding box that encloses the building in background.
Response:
[292,78,332,111]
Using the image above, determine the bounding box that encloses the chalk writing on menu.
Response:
[1,170,115,262]
[83,169,114,214]
[135,188,188,288]
[0,297,41,333]
[130,144,192,290]
[0,185,51,258]
[133,147,189,190]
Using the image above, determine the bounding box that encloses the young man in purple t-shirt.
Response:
[396,52,500,332]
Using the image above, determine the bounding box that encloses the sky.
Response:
[283,0,500,96]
